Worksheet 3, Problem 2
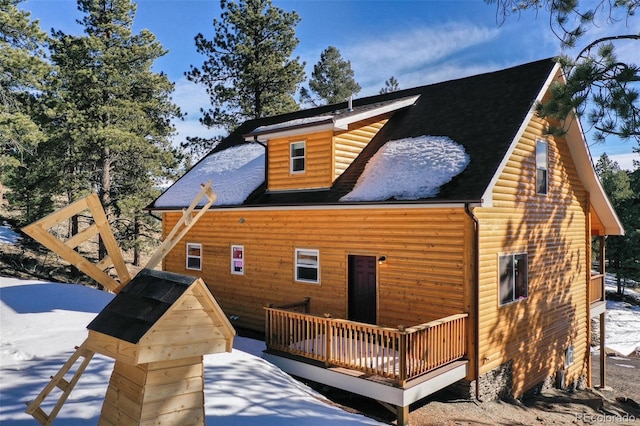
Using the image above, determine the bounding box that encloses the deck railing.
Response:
[264,309,467,386]
[590,273,605,304]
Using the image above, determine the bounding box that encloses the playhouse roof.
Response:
[87,269,233,345]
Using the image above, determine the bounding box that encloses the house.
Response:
[86,269,235,425]
[148,58,623,424]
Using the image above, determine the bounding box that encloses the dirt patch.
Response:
[306,357,639,425]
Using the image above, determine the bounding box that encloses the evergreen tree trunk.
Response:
[98,146,112,260]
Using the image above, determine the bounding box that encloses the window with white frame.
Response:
[186,243,202,271]
[231,245,244,275]
[499,253,528,305]
[536,140,548,195]
[290,141,306,173]
[295,248,319,283]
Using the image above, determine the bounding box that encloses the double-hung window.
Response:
[290,141,306,173]
[231,245,244,275]
[536,140,548,195]
[295,248,319,283]
[499,253,528,305]
[186,243,202,271]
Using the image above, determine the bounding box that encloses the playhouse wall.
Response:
[99,356,205,426]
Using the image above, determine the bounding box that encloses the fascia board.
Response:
[333,95,421,130]
[563,109,624,235]
[243,122,335,142]
[243,95,420,140]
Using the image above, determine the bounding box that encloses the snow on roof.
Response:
[252,116,334,134]
[154,143,265,207]
[340,136,470,202]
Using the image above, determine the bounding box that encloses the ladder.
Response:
[25,341,95,425]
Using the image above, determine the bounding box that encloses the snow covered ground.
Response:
[0,276,382,425]
[1,222,639,424]
[602,275,640,357]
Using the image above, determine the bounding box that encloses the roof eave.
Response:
[242,95,420,142]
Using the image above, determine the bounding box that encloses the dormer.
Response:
[244,95,419,192]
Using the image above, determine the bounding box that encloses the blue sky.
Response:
[20,0,639,169]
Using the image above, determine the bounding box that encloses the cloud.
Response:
[172,77,210,117]
[170,77,224,146]
[340,22,501,94]
[606,152,639,171]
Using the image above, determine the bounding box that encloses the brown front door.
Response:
[348,255,377,324]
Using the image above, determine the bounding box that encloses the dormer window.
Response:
[536,140,548,195]
[290,141,306,173]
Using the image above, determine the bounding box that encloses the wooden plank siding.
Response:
[162,207,474,337]
[267,118,387,191]
[474,116,589,396]
[267,130,334,190]
[99,357,205,426]
[333,118,388,179]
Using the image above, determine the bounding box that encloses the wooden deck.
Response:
[264,309,467,387]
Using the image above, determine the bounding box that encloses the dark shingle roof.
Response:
[87,269,197,343]
[151,58,556,208]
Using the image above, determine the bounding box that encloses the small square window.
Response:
[499,253,528,305]
[536,140,548,195]
[231,245,244,275]
[295,248,319,283]
[186,243,202,271]
[290,141,306,173]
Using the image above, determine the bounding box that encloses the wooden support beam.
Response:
[25,341,95,425]
[22,193,129,293]
[396,404,409,426]
[144,181,216,271]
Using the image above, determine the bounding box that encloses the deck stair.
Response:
[24,341,95,426]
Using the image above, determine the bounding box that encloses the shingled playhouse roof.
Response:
[151,58,557,209]
[87,269,201,344]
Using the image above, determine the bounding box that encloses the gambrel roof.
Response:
[150,58,623,235]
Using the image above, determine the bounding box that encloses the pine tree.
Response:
[487,0,639,145]
[595,153,639,293]
[185,0,305,156]
[379,76,400,94]
[299,46,360,106]
[0,0,51,212]
[47,0,181,262]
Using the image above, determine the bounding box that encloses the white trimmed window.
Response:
[186,243,202,271]
[231,245,244,275]
[499,253,528,305]
[295,248,319,283]
[536,140,548,195]
[290,141,306,173]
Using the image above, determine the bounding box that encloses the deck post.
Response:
[399,330,407,386]
[599,236,606,388]
[396,404,409,426]
[325,321,332,368]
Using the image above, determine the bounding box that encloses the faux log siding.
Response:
[333,118,387,179]
[267,130,333,190]
[474,116,589,397]
[162,207,472,332]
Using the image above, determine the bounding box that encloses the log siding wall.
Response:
[474,116,589,396]
[266,118,387,191]
[268,130,334,191]
[163,207,473,333]
[333,118,387,179]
